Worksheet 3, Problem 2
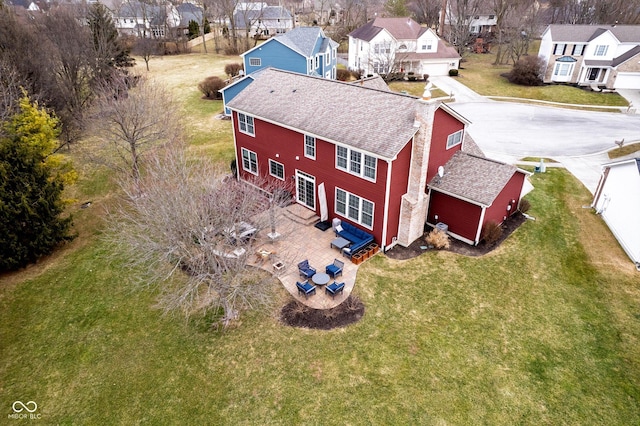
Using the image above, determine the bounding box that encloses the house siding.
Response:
[427,192,482,243]
[483,172,526,226]
[244,40,306,75]
[233,113,388,245]
[385,139,413,247]
[426,108,465,183]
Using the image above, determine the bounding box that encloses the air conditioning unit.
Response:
[435,222,448,233]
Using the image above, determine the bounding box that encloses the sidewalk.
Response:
[428,75,486,103]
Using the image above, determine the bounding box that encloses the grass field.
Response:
[2,52,640,424]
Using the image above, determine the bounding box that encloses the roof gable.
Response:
[227,68,433,159]
[428,152,518,206]
[350,17,427,42]
[546,24,640,43]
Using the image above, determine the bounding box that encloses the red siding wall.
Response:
[427,192,482,243]
[234,112,396,246]
[385,140,413,246]
[426,108,465,184]
[483,171,526,226]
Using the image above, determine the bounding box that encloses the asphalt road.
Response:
[452,101,640,158]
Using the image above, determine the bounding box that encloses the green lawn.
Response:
[2,51,640,424]
[456,48,628,107]
[2,169,639,424]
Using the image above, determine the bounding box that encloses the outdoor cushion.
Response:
[297,259,316,279]
[325,281,345,298]
[296,281,316,298]
[325,259,344,278]
[336,222,374,254]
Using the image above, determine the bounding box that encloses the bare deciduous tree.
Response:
[89,77,182,190]
[444,0,481,57]
[108,146,291,328]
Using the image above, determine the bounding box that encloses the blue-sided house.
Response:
[220,27,338,115]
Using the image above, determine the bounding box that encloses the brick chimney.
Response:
[396,97,440,247]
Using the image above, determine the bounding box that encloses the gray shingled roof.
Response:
[276,27,338,58]
[349,76,391,91]
[428,151,517,206]
[546,24,640,43]
[226,68,424,159]
[349,17,428,42]
[234,6,291,29]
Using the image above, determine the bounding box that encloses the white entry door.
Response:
[296,170,315,210]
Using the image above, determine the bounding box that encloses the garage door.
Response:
[614,72,640,89]
[421,62,451,77]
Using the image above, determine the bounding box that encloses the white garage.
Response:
[592,158,640,269]
[614,72,640,90]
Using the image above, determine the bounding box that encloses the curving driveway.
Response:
[430,76,640,193]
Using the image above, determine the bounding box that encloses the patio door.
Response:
[296,170,315,210]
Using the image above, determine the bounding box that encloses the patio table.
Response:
[331,236,350,251]
[311,272,330,286]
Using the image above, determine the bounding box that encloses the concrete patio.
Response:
[249,203,373,309]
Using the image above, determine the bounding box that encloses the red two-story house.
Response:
[226,68,530,249]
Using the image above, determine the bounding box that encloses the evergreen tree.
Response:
[0,95,75,271]
[203,18,210,34]
[188,19,200,40]
[384,0,409,17]
[88,2,134,84]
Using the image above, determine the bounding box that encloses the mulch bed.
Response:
[385,212,527,260]
[280,295,365,330]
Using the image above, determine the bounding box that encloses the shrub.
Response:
[448,69,459,77]
[505,55,544,86]
[425,228,450,249]
[481,221,503,246]
[519,198,531,214]
[224,63,243,77]
[336,68,352,81]
[198,76,225,99]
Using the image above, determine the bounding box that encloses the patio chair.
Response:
[325,258,344,279]
[297,259,316,279]
[296,281,316,298]
[325,281,345,299]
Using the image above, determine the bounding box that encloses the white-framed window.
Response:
[238,113,255,136]
[553,43,566,55]
[336,146,376,181]
[446,130,463,149]
[241,148,258,175]
[374,42,391,54]
[594,45,608,56]
[269,159,284,180]
[572,44,585,56]
[335,188,374,229]
[337,146,348,169]
[325,50,330,65]
[304,135,316,159]
[553,62,573,77]
[425,42,433,50]
[398,43,407,51]
[308,58,313,72]
[249,57,261,66]
[314,55,319,68]
[422,44,427,50]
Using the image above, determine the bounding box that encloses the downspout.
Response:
[230,111,241,181]
[381,159,393,250]
[474,206,486,245]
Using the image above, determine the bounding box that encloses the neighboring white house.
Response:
[233,4,294,38]
[348,17,460,77]
[592,157,640,269]
[538,24,640,90]
[111,0,180,38]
